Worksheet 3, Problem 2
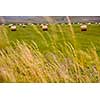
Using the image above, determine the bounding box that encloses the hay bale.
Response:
[8,24,13,28]
[40,24,44,28]
[80,25,87,31]
[95,22,97,24]
[80,23,82,25]
[22,24,26,28]
[42,25,48,31]
[11,25,17,31]
[28,23,31,25]
[68,23,71,25]
[2,24,5,26]
[88,22,91,25]
[19,24,22,26]
[46,24,48,26]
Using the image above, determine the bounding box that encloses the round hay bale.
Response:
[2,24,5,26]
[8,24,13,28]
[80,23,82,25]
[28,23,31,25]
[40,24,44,28]
[68,23,71,25]
[88,22,91,25]
[80,25,87,31]
[19,24,22,26]
[22,24,26,28]
[11,25,17,31]
[42,25,48,31]
[46,24,48,26]
[95,22,97,24]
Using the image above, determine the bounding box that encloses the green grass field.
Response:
[4,24,100,55]
[0,23,100,83]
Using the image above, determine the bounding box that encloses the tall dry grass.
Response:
[0,40,100,82]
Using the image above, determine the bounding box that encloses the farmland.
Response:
[5,24,100,55]
[0,23,100,82]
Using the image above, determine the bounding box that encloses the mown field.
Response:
[4,24,100,55]
[0,23,100,83]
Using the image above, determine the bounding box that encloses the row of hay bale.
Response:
[40,23,90,32]
[2,22,100,26]
[67,22,100,25]
[8,23,48,31]
[7,22,100,32]
[9,23,87,32]
[18,24,27,28]
[8,24,17,31]
[8,24,27,31]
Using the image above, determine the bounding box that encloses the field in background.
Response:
[0,23,100,82]
[3,24,100,55]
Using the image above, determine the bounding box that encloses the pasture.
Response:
[0,23,100,82]
[4,24,100,55]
